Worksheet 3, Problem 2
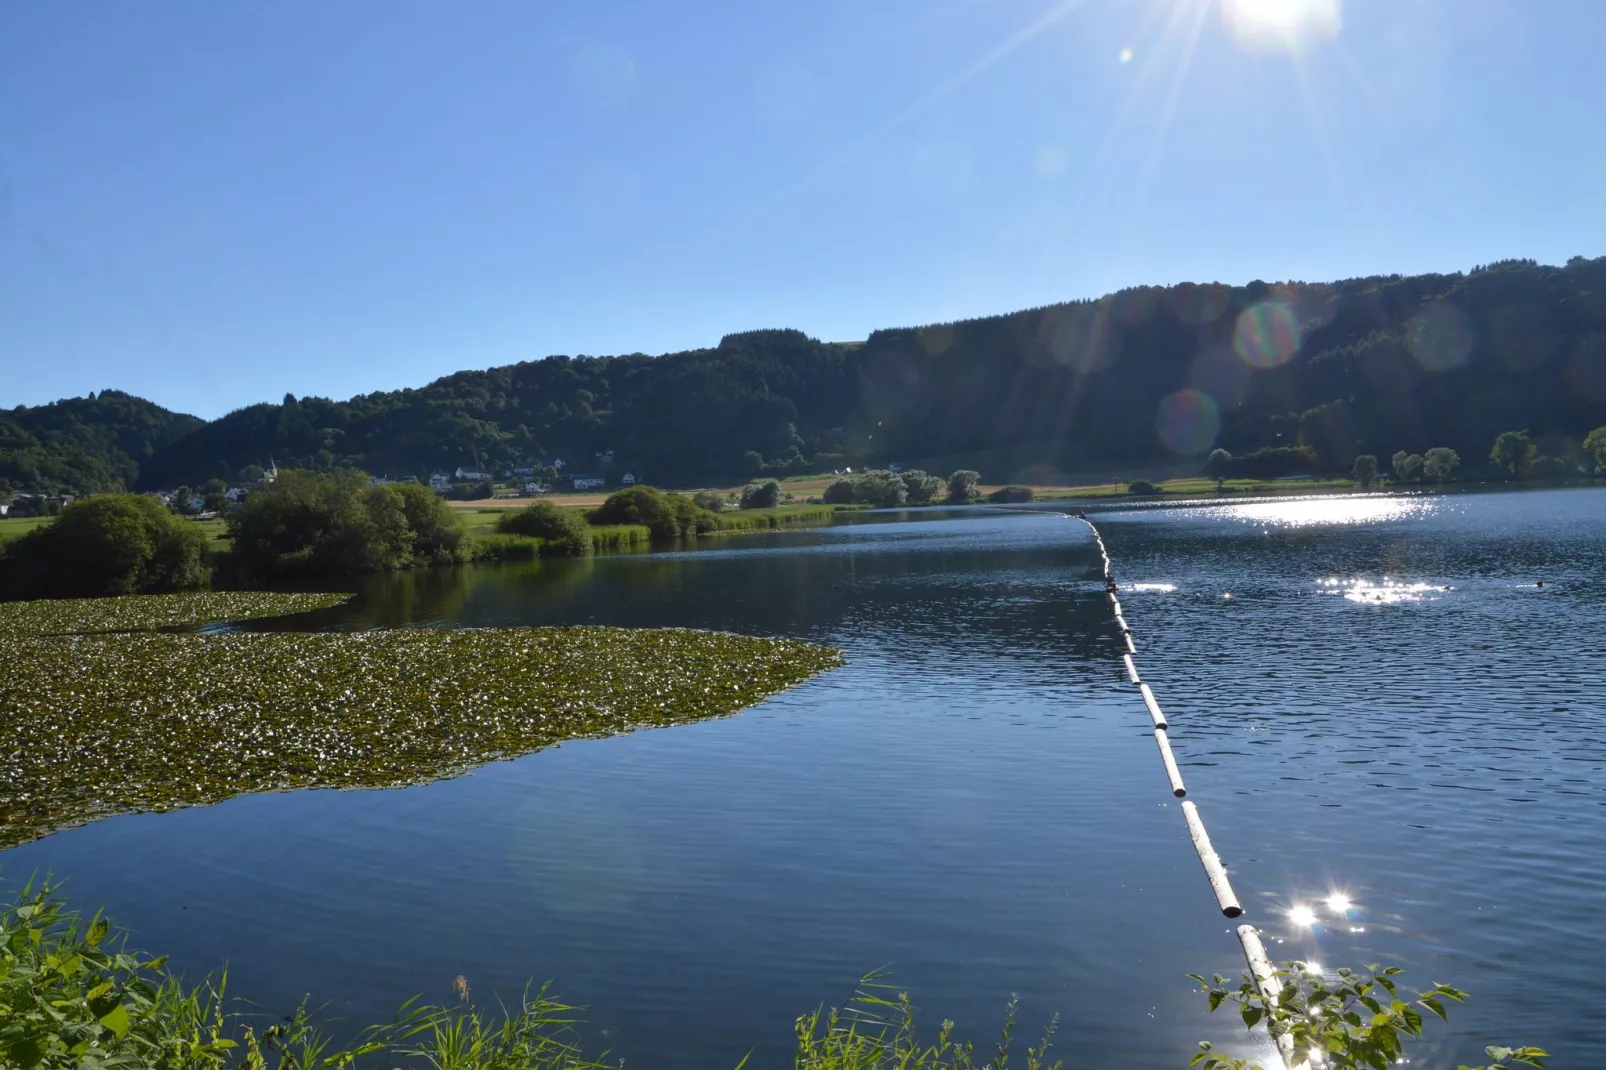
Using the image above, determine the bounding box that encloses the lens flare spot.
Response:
[1233,301,1302,368]
[1289,905,1318,927]
[1119,46,1134,63]
[1156,388,1221,455]
[1406,302,1474,371]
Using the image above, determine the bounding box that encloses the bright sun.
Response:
[1220,0,1341,47]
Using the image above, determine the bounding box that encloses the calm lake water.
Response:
[6,488,1604,1068]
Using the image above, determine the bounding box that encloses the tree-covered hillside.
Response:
[11,257,1606,495]
[0,392,204,496]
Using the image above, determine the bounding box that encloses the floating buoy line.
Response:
[1072,512,1298,1068]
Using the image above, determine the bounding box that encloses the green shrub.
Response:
[494,501,592,556]
[988,485,1035,503]
[1128,479,1161,495]
[824,478,858,504]
[0,494,211,600]
[590,485,722,540]
[226,469,469,579]
[740,479,783,509]
[692,490,728,513]
[946,469,980,503]
[470,532,545,560]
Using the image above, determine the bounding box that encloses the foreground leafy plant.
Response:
[1190,961,1546,1070]
[3,885,1048,1070]
[0,625,840,847]
[0,591,351,637]
[792,973,1060,1070]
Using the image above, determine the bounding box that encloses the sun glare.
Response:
[1221,0,1341,47]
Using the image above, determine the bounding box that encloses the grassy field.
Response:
[1025,475,1356,501]
[0,515,53,540]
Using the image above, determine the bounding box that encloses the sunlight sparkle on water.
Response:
[1225,495,1433,528]
[1326,893,1352,913]
[1128,582,1176,593]
[1322,577,1444,605]
[1288,905,1318,927]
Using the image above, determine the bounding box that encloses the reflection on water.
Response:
[1217,493,1437,528]
[1321,577,1449,604]
[5,490,1606,1069]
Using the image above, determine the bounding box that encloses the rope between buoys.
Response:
[1071,513,1298,1069]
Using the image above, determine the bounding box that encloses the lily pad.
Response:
[0,625,841,848]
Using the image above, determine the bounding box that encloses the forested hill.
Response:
[10,256,1606,496]
[0,392,203,496]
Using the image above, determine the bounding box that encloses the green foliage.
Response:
[13,259,1606,496]
[1491,430,1537,479]
[716,506,837,533]
[1423,446,1461,483]
[692,490,728,513]
[740,479,783,509]
[226,469,470,579]
[0,611,842,847]
[792,973,1060,1070]
[1392,450,1424,483]
[587,524,653,552]
[1128,480,1160,495]
[590,485,723,541]
[1205,449,1233,488]
[0,494,211,601]
[1351,454,1378,489]
[946,470,980,504]
[1189,961,1545,1070]
[824,478,859,504]
[0,391,203,498]
[988,485,1035,503]
[494,502,592,556]
[468,533,546,561]
[0,591,348,637]
[1584,426,1606,473]
[1,884,1057,1070]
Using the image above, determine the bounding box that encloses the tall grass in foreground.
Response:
[587,524,652,551]
[0,883,1059,1070]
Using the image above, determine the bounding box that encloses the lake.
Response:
[5,487,1603,1068]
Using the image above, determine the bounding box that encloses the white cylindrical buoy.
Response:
[1182,801,1242,917]
[1154,727,1186,797]
[1139,683,1168,730]
[1237,925,1298,1066]
[1122,653,1140,684]
[1123,632,1136,654]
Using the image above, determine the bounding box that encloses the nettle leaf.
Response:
[97,1004,131,1040]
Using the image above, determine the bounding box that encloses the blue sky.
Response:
[3,0,1601,419]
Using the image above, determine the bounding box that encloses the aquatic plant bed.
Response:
[0,591,351,637]
[0,625,841,848]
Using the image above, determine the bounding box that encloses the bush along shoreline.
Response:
[0,474,865,598]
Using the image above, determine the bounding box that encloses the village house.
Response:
[428,473,452,492]
[571,476,605,491]
[621,473,637,485]
[455,466,491,482]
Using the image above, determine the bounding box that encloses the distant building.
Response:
[571,476,605,491]
[0,503,8,517]
[512,466,536,477]
[188,496,206,513]
[620,473,637,485]
[428,473,453,492]
[521,482,549,496]
[594,450,615,466]
[455,467,491,482]
[226,487,247,503]
[553,458,567,469]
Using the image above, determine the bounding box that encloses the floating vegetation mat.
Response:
[0,626,841,848]
[0,591,352,637]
